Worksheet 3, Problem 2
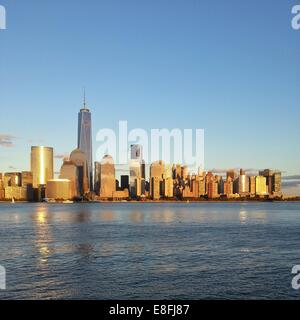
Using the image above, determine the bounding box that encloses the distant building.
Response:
[255,176,267,196]
[99,155,116,198]
[120,175,129,190]
[151,176,161,200]
[46,179,72,200]
[31,146,54,188]
[129,145,145,198]
[235,169,249,196]
[207,178,219,199]
[172,164,182,180]
[249,176,256,196]
[78,94,93,190]
[130,159,142,198]
[69,148,90,196]
[224,177,233,197]
[3,172,21,187]
[21,171,33,187]
[162,164,173,198]
[112,189,129,200]
[94,161,101,194]
[226,170,238,181]
[205,172,214,194]
[4,186,29,201]
[150,161,164,200]
[259,169,282,196]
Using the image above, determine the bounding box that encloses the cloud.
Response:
[208,168,264,175]
[282,175,300,188]
[282,175,300,181]
[54,153,69,159]
[0,134,16,148]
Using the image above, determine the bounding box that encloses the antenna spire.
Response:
[83,87,87,109]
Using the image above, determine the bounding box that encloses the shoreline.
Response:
[1,199,300,204]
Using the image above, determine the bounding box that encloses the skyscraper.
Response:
[78,92,93,191]
[99,155,116,198]
[130,144,145,198]
[31,146,54,188]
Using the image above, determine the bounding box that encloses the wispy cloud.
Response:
[208,168,264,175]
[282,175,300,188]
[54,153,69,160]
[0,134,16,148]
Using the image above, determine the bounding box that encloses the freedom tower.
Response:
[77,91,93,191]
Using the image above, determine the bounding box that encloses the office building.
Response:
[78,93,93,190]
[255,176,267,196]
[46,179,72,200]
[31,146,54,188]
[99,155,116,198]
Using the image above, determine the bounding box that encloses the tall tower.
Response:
[31,146,54,188]
[78,90,93,191]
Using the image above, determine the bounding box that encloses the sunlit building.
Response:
[249,176,256,196]
[69,148,90,196]
[255,176,267,196]
[130,159,142,198]
[46,179,72,200]
[259,169,282,196]
[3,172,21,187]
[130,145,145,198]
[224,177,233,197]
[94,161,101,195]
[235,169,249,196]
[78,95,93,190]
[207,179,219,199]
[99,155,116,198]
[31,146,54,188]
[150,161,164,200]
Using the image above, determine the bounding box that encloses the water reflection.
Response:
[99,210,115,222]
[152,209,176,223]
[239,210,248,224]
[32,205,53,267]
[73,209,91,223]
[129,211,144,223]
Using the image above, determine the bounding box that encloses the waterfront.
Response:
[0,202,299,299]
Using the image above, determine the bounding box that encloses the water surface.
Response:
[0,202,299,299]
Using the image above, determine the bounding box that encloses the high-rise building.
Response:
[78,93,93,191]
[99,155,116,198]
[94,161,101,194]
[68,148,90,196]
[249,176,256,196]
[120,175,129,190]
[273,172,282,196]
[162,164,173,198]
[259,169,282,196]
[227,169,238,181]
[224,177,233,197]
[255,176,267,196]
[207,179,219,199]
[130,159,142,197]
[130,144,145,198]
[3,172,21,187]
[130,144,143,162]
[46,179,72,200]
[235,169,249,196]
[31,146,54,188]
[150,161,164,200]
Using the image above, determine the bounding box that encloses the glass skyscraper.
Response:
[77,97,93,191]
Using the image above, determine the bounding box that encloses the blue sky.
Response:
[0,0,300,194]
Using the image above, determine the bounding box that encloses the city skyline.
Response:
[0,0,299,195]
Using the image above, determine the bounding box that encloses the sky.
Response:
[0,0,300,195]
